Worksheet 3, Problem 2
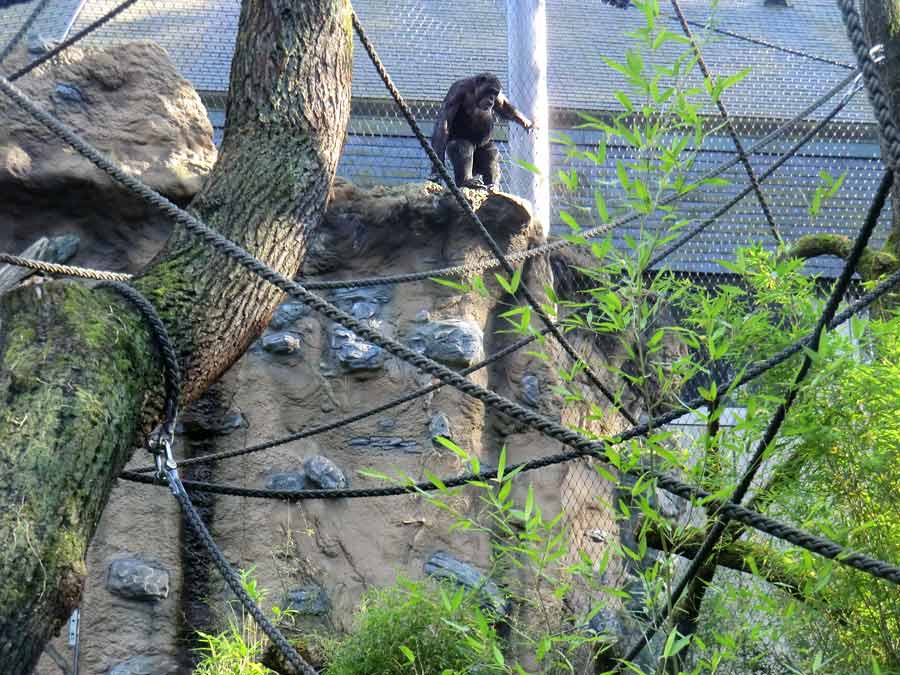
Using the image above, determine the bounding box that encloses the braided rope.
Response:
[837,0,900,169]
[670,0,782,245]
[350,10,638,427]
[98,283,315,675]
[647,83,858,269]
[301,68,858,291]
[619,166,895,667]
[0,0,54,66]
[679,17,854,70]
[0,253,132,282]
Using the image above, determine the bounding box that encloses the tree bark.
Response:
[0,0,352,671]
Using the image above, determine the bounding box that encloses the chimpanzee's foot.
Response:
[484,182,498,193]
[460,176,487,190]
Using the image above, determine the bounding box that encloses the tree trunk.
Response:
[0,0,352,671]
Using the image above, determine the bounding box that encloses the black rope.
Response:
[98,283,315,675]
[679,17,854,71]
[166,471,317,675]
[4,27,899,589]
[7,0,141,83]
[0,0,53,66]
[618,165,895,668]
[98,281,180,436]
[350,10,639,427]
[670,0,782,246]
[299,67,859,291]
[125,329,551,473]
[647,80,859,270]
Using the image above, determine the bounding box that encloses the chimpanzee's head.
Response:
[474,73,502,111]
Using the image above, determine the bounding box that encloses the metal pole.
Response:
[506,0,551,236]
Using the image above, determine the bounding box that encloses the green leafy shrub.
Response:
[326,578,503,675]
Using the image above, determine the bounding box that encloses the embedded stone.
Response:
[54,83,86,104]
[424,551,508,616]
[270,300,310,330]
[429,412,452,441]
[377,418,397,431]
[106,558,169,601]
[520,373,541,408]
[414,309,431,323]
[107,654,178,675]
[285,585,330,616]
[331,326,384,372]
[265,472,307,492]
[409,319,484,367]
[332,286,392,311]
[349,436,419,452]
[303,455,348,489]
[262,331,302,355]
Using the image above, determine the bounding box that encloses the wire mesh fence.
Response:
[2,0,896,669]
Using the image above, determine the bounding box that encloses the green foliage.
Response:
[193,569,289,675]
[325,578,502,675]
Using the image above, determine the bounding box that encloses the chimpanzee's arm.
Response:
[432,89,463,165]
[495,93,534,130]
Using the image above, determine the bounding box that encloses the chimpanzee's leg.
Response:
[446,139,479,187]
[474,142,501,190]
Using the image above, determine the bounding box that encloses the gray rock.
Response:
[414,309,431,323]
[106,559,169,601]
[332,286,392,310]
[265,472,307,491]
[27,32,59,55]
[303,455,348,489]
[176,410,246,438]
[429,412,452,441]
[349,436,420,452]
[285,585,330,616]
[262,331,302,355]
[270,300,310,330]
[520,373,541,408]
[331,326,384,372]
[47,233,80,262]
[377,418,396,431]
[424,551,508,616]
[54,83,86,104]
[409,319,484,367]
[107,655,178,675]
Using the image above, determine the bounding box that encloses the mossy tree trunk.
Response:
[0,0,352,672]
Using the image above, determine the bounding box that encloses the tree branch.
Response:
[786,233,897,280]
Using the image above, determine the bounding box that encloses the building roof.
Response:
[8,0,874,123]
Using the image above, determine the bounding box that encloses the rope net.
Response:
[2,0,898,672]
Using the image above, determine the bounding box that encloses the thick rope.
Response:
[300,67,858,290]
[0,72,855,292]
[6,73,898,586]
[678,17,853,71]
[99,282,315,675]
[618,166,895,667]
[7,0,142,82]
[837,0,900,170]
[670,0,782,245]
[350,9,638,426]
[126,329,550,472]
[0,0,54,66]
[0,253,132,281]
[647,82,859,269]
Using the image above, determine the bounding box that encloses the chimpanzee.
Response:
[430,73,534,190]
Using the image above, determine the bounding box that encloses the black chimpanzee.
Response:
[430,73,534,190]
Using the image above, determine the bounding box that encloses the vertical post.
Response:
[506,0,551,236]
